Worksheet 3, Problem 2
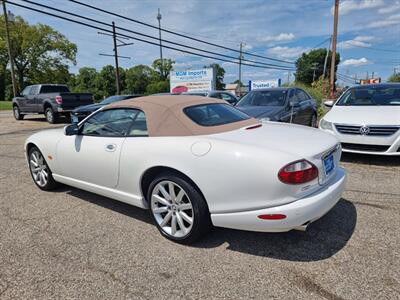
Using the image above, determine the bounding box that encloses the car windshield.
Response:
[237,90,287,107]
[101,95,131,105]
[183,92,208,96]
[184,103,250,126]
[336,86,400,106]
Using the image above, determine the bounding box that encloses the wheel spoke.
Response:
[39,172,45,185]
[175,189,185,203]
[152,194,170,206]
[30,159,38,167]
[176,213,187,234]
[42,169,48,179]
[160,211,173,227]
[159,184,171,200]
[179,211,193,225]
[168,182,176,200]
[152,206,168,214]
[179,203,192,211]
[171,215,177,235]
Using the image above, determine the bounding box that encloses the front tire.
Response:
[13,105,24,120]
[28,146,59,190]
[147,172,212,244]
[45,107,58,124]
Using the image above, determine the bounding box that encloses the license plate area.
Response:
[323,153,335,176]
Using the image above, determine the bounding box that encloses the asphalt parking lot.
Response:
[0,111,399,299]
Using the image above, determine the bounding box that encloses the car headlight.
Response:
[319,119,333,130]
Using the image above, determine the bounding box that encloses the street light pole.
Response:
[157,8,163,78]
[329,0,339,98]
[2,1,18,97]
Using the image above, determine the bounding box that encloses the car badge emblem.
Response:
[359,125,370,135]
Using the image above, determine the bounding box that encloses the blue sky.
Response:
[8,0,400,85]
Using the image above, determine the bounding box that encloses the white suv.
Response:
[319,84,400,156]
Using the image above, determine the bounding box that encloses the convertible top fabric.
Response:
[105,95,259,137]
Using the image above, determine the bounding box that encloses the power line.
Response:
[17,0,295,70]
[310,37,331,50]
[5,0,295,71]
[68,0,296,65]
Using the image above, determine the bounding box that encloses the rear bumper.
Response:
[211,167,346,232]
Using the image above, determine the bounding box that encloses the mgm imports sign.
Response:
[170,68,215,93]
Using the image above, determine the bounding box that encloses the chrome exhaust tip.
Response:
[294,222,310,232]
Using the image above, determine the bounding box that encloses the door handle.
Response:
[105,144,117,152]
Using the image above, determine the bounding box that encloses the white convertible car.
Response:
[320,83,400,155]
[25,95,346,244]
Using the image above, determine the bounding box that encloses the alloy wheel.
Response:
[14,107,19,119]
[151,180,194,238]
[29,150,48,187]
[46,109,53,123]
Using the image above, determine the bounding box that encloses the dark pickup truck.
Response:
[12,84,93,123]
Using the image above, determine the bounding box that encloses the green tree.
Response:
[388,73,400,82]
[295,49,340,86]
[0,16,77,92]
[204,63,225,89]
[125,65,154,94]
[145,80,169,95]
[70,67,98,96]
[94,65,117,99]
[152,58,174,80]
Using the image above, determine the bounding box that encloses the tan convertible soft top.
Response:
[106,95,259,137]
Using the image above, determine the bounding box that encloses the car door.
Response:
[17,86,31,112]
[287,89,302,124]
[296,89,312,125]
[27,85,39,112]
[56,108,140,188]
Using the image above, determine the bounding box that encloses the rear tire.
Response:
[28,146,60,190]
[147,172,212,244]
[13,105,24,120]
[45,107,58,124]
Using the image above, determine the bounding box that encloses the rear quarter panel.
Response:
[117,136,313,214]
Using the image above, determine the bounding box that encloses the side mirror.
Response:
[64,123,79,136]
[323,100,334,108]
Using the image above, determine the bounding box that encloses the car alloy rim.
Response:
[29,150,48,187]
[151,180,194,238]
[14,107,19,118]
[46,110,53,122]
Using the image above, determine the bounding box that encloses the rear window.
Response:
[40,85,70,94]
[184,103,250,126]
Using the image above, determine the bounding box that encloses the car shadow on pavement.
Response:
[59,185,356,262]
[341,152,400,166]
[62,187,154,225]
[194,198,357,262]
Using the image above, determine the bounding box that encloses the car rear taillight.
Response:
[278,159,318,184]
[55,96,63,104]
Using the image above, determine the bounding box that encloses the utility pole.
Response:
[2,1,17,97]
[157,8,163,78]
[238,42,243,97]
[312,62,319,82]
[98,24,133,95]
[323,36,332,79]
[329,0,339,98]
[371,71,374,79]
[112,22,121,95]
[287,71,290,85]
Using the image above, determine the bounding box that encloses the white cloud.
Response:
[258,33,295,43]
[337,35,374,49]
[342,57,371,66]
[267,46,309,59]
[337,0,384,15]
[367,13,400,28]
[378,1,400,14]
